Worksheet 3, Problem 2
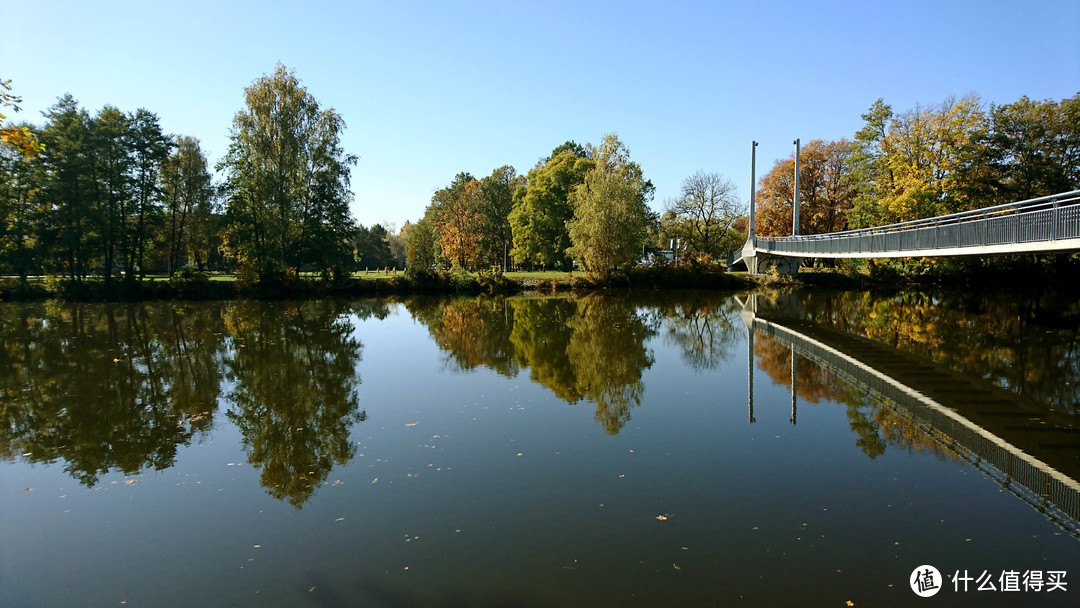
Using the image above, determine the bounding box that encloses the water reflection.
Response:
[0,299,389,507]
[222,300,373,508]
[3,291,1076,515]
[654,293,743,371]
[408,294,659,434]
[796,290,1080,414]
[0,302,226,485]
[740,291,1080,534]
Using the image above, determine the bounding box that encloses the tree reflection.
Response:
[409,296,519,377]
[0,302,225,485]
[508,298,581,401]
[408,294,658,434]
[797,290,1080,414]
[223,300,368,508]
[568,295,656,434]
[654,294,742,371]
[752,331,956,460]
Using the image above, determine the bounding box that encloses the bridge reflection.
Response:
[738,293,1080,537]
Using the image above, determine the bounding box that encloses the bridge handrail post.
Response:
[1052,197,1059,241]
[1014,203,1020,244]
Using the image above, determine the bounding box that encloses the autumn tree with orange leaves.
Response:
[754,139,854,237]
[434,174,484,269]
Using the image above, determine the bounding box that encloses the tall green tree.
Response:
[353,223,393,269]
[478,165,523,269]
[220,65,357,281]
[38,94,95,280]
[986,94,1080,202]
[846,99,895,229]
[89,105,133,282]
[509,149,594,270]
[126,109,171,279]
[161,136,214,275]
[404,215,437,272]
[566,134,653,277]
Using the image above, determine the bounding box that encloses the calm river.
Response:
[2,290,1078,606]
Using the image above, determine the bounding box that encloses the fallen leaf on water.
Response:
[655,514,669,521]
[673,563,681,570]
[405,422,418,427]
[846,602,854,607]
[23,488,32,491]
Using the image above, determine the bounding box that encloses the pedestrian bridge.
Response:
[737,293,1080,537]
[733,190,1080,274]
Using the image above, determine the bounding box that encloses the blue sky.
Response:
[3,0,1078,229]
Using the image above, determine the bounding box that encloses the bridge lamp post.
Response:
[749,141,758,238]
[793,138,800,236]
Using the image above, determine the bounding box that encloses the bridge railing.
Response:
[755,189,1080,256]
[754,318,1080,536]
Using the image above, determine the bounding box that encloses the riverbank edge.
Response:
[1,265,1071,302]
[0,268,750,302]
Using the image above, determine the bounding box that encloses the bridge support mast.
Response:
[793,138,800,236]
[736,140,802,275]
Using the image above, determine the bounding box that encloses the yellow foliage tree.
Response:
[0,78,43,156]
[878,94,988,221]
[436,178,484,269]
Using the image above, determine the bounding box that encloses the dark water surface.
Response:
[2,291,1079,607]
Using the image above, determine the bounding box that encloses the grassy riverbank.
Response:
[5,254,1075,302]
[0,265,756,302]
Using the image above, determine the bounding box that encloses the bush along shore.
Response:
[0,264,760,302]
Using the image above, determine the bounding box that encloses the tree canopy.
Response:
[220,64,357,281]
[756,139,854,237]
[509,150,594,270]
[666,170,743,257]
[566,133,654,277]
